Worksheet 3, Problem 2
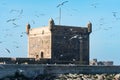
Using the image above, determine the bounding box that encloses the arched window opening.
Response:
[41,52,44,58]
[36,55,39,59]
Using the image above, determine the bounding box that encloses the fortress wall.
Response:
[0,64,120,78]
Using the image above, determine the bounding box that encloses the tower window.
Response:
[41,52,44,58]
[36,55,39,59]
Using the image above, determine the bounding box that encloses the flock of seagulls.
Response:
[0,0,119,54]
[0,9,24,54]
[0,7,47,54]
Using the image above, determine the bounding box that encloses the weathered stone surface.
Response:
[114,74,120,80]
[1,64,120,79]
[26,19,92,65]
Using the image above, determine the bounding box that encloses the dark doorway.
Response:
[41,52,44,58]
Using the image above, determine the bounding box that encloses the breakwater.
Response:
[0,64,120,78]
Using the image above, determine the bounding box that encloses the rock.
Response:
[97,74,105,80]
[114,74,120,80]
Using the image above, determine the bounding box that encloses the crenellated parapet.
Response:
[26,23,31,34]
[87,21,92,33]
[48,18,54,31]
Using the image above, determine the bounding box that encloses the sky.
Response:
[0,0,120,65]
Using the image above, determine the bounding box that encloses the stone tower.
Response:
[26,18,92,65]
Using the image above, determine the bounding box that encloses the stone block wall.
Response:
[26,19,92,65]
[0,64,120,78]
[28,26,52,59]
[52,25,90,64]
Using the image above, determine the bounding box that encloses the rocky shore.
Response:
[54,73,120,80]
[1,72,120,80]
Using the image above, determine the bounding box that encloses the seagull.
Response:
[112,12,117,17]
[12,23,17,26]
[40,13,45,16]
[16,46,19,48]
[12,23,19,28]
[69,35,79,40]
[18,9,23,17]
[21,32,26,34]
[103,28,109,31]
[91,2,99,8]
[35,15,39,18]
[9,9,19,13]
[20,9,23,15]
[20,35,23,37]
[5,48,10,53]
[32,20,35,24]
[6,18,17,23]
[20,32,26,37]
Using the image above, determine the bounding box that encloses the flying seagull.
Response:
[12,23,19,28]
[9,9,19,13]
[112,12,117,17]
[20,9,23,15]
[5,48,10,53]
[6,18,17,23]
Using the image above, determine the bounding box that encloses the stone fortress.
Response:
[0,19,118,79]
[26,18,92,65]
[0,18,113,66]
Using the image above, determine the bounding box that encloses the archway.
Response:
[41,52,44,58]
[36,55,39,59]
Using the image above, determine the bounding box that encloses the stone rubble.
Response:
[55,73,120,80]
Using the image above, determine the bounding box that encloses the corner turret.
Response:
[87,21,92,33]
[48,18,54,30]
[26,23,30,34]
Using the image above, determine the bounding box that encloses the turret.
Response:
[87,21,92,33]
[26,23,30,34]
[48,18,54,30]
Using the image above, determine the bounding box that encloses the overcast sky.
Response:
[0,0,120,65]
